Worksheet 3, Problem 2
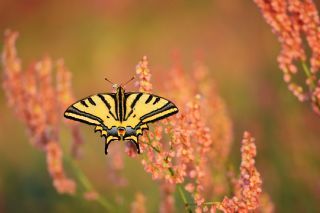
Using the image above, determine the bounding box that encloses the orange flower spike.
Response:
[36,57,60,138]
[2,30,24,115]
[2,30,21,75]
[46,141,76,195]
[298,0,320,73]
[2,31,46,147]
[254,0,305,82]
[179,96,213,207]
[135,56,152,93]
[56,59,85,157]
[2,30,78,194]
[254,0,320,114]
[239,132,262,209]
[56,59,75,111]
[17,65,37,126]
[217,132,262,212]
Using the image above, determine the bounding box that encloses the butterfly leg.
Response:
[105,142,110,155]
[105,137,118,155]
[130,139,141,154]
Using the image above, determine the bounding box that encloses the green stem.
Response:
[169,168,192,213]
[302,61,311,77]
[145,133,193,213]
[188,201,220,206]
[301,61,320,110]
[302,61,316,89]
[178,185,193,213]
[65,156,115,212]
[140,140,161,153]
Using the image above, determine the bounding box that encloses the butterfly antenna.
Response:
[120,76,135,87]
[104,77,115,85]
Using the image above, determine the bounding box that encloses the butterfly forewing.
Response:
[64,94,120,129]
[123,93,178,128]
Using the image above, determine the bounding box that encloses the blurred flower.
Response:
[258,193,275,213]
[1,30,118,212]
[83,191,99,201]
[159,182,175,213]
[56,59,84,158]
[217,132,262,212]
[135,55,152,93]
[2,30,78,194]
[134,56,269,212]
[131,192,146,213]
[107,143,128,187]
[46,141,76,194]
[192,60,233,198]
[254,0,320,115]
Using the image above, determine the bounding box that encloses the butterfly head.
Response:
[105,76,134,92]
[112,83,120,90]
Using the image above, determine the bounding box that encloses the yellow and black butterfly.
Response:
[64,77,179,155]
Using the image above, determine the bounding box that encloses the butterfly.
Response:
[64,77,179,155]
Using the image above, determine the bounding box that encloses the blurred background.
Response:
[0,0,320,212]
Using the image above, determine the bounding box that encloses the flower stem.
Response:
[169,167,193,213]
[301,61,320,110]
[302,61,316,89]
[145,134,193,213]
[178,185,193,213]
[188,201,220,206]
[65,155,115,212]
[140,140,161,152]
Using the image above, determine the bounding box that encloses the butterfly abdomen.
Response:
[116,87,126,122]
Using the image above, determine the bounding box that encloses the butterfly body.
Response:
[64,86,178,154]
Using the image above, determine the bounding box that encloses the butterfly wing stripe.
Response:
[131,93,143,109]
[88,97,96,106]
[125,108,134,121]
[64,106,103,126]
[140,102,176,120]
[97,94,111,109]
[120,89,124,121]
[80,100,88,107]
[65,112,100,125]
[145,95,153,104]
[125,93,143,120]
[140,102,178,123]
[142,108,178,123]
[97,94,117,120]
[153,97,161,105]
[115,91,119,120]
